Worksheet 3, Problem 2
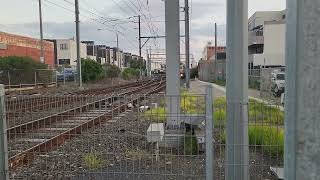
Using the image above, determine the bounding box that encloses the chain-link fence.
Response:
[0,84,284,179]
[0,69,57,91]
[248,69,261,90]
[2,89,211,179]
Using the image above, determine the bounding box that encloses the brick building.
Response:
[0,31,54,67]
[202,42,226,61]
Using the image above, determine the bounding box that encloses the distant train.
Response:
[180,64,186,79]
[153,65,186,79]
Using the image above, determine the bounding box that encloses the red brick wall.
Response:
[0,32,54,68]
[207,46,226,60]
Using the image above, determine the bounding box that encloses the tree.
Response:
[190,66,198,79]
[103,64,121,79]
[129,59,146,70]
[122,68,140,80]
[81,58,104,82]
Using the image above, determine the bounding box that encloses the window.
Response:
[58,59,70,65]
[60,43,68,50]
[277,74,285,80]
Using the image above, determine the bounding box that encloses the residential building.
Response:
[81,41,96,61]
[95,45,107,64]
[123,53,132,68]
[0,31,54,67]
[202,42,226,61]
[47,38,87,66]
[110,47,117,66]
[248,10,286,68]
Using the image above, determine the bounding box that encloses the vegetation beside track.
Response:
[144,90,284,157]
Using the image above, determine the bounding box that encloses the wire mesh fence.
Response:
[0,87,284,180]
[4,92,208,180]
[213,97,284,179]
[0,69,57,91]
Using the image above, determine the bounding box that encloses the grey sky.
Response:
[0,0,285,61]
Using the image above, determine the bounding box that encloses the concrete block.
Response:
[147,123,164,143]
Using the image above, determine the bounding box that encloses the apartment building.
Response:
[47,39,87,66]
[248,10,286,68]
[81,41,96,61]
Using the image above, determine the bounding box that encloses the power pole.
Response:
[215,23,218,60]
[138,15,142,57]
[165,0,180,127]
[116,33,119,50]
[185,0,190,89]
[75,0,82,89]
[214,22,217,80]
[38,0,44,64]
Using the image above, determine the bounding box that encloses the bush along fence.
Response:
[0,56,56,90]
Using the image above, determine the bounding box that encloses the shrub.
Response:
[81,58,104,82]
[0,56,47,70]
[103,64,121,79]
[184,135,198,155]
[190,66,198,79]
[122,68,140,80]
[0,56,48,85]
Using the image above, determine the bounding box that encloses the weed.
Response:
[83,153,105,169]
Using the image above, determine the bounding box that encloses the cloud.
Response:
[0,0,286,62]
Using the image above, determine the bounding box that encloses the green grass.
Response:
[212,79,226,86]
[213,97,284,126]
[221,126,284,156]
[249,126,284,156]
[248,99,284,125]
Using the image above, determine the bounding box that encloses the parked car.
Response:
[56,69,76,82]
[271,70,285,97]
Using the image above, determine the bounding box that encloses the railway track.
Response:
[6,79,154,114]
[8,79,165,169]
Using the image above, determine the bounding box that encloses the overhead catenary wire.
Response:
[42,0,138,48]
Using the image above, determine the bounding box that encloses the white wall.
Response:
[56,39,71,64]
[56,39,87,66]
[248,11,284,30]
[263,23,286,66]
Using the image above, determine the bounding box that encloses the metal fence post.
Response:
[226,0,249,179]
[205,85,214,180]
[0,85,9,180]
[7,71,10,92]
[34,71,37,88]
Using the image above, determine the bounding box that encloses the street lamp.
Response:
[97,29,119,49]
